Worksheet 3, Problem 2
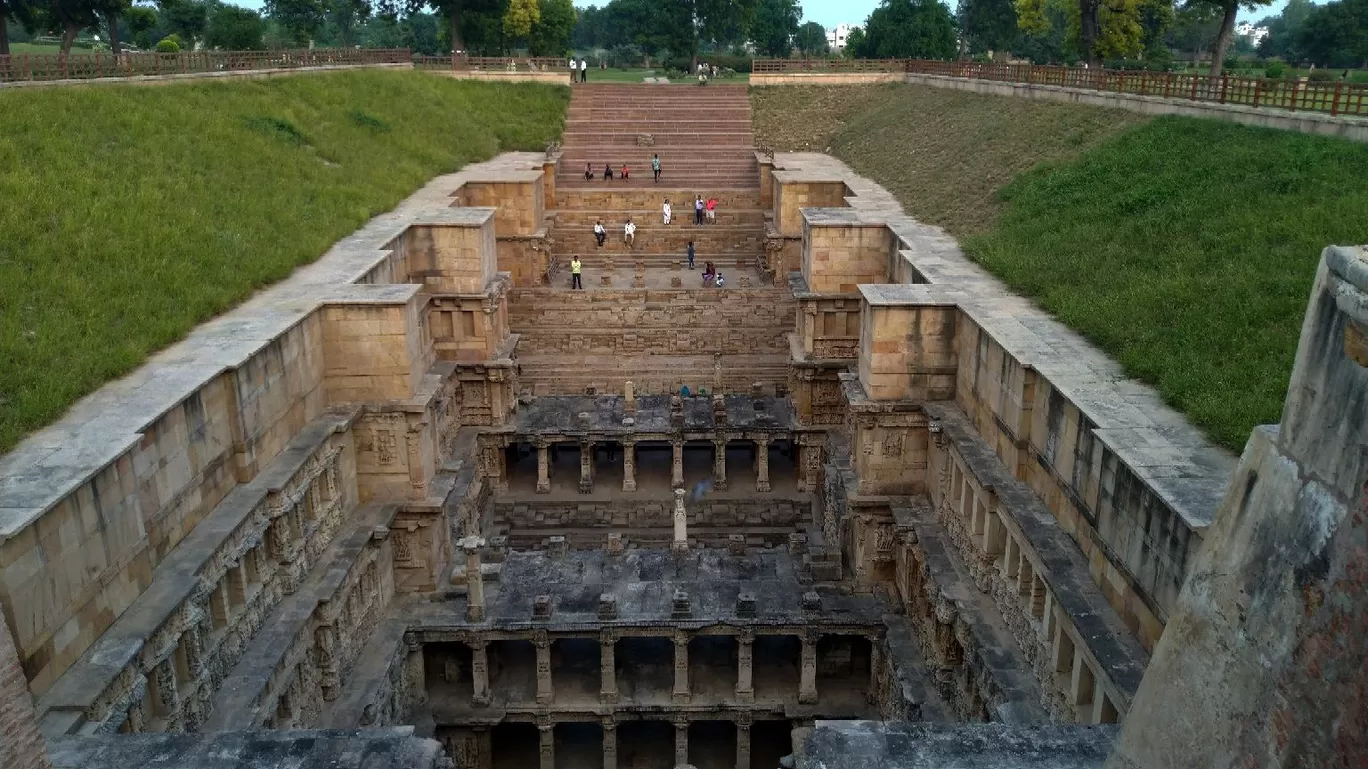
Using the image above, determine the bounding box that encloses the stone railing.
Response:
[36,415,357,735]
[923,404,1147,723]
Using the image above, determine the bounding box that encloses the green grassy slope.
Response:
[753,84,1368,451]
[0,70,568,452]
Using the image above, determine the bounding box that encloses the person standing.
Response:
[593,220,606,247]
[651,154,661,182]
[580,58,588,82]
[623,218,636,246]
[687,240,695,269]
[694,196,704,225]
[570,255,583,289]
[705,196,717,224]
[662,198,672,225]
[569,55,576,83]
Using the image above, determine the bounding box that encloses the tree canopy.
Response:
[749,0,799,56]
[854,0,957,59]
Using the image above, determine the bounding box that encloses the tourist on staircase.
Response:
[570,256,583,289]
[593,220,606,247]
[584,162,594,180]
[706,197,718,224]
[580,58,588,82]
[621,163,630,180]
[687,240,696,269]
[652,154,662,182]
[662,199,672,225]
[603,163,614,181]
[694,196,704,225]
[568,56,576,83]
[623,218,636,247]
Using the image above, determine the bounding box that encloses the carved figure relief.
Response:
[883,433,904,458]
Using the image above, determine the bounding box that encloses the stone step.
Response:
[556,178,760,190]
[550,253,758,268]
[553,227,763,254]
[554,209,766,226]
[514,357,792,396]
[554,189,762,209]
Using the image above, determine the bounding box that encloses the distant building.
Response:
[826,23,861,51]
[1235,22,1270,46]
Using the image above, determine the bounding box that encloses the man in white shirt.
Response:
[580,59,588,82]
[593,220,606,247]
[662,199,672,225]
[569,56,576,83]
[623,218,636,246]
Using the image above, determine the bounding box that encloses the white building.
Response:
[1235,22,1270,46]
[825,23,861,51]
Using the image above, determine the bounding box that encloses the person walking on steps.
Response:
[570,256,583,289]
[687,240,695,269]
[623,218,636,246]
[593,220,606,247]
[580,58,588,82]
[652,154,661,182]
[662,199,672,225]
[694,196,704,225]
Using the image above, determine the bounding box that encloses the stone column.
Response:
[536,442,550,493]
[755,438,771,492]
[622,441,637,493]
[475,727,493,769]
[404,632,426,709]
[712,352,723,393]
[672,488,689,554]
[671,440,684,488]
[624,380,636,413]
[735,632,755,703]
[799,634,819,704]
[602,719,618,769]
[735,715,752,769]
[538,725,555,769]
[0,608,52,769]
[471,640,491,707]
[713,440,728,491]
[579,441,594,494]
[673,718,689,766]
[459,536,487,622]
[672,633,691,703]
[600,633,618,704]
[868,637,884,707]
[535,637,554,704]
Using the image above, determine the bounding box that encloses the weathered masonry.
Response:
[2,82,1364,769]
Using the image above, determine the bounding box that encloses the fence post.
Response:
[1189,74,1198,101]
[1331,80,1343,116]
[1219,74,1228,104]
[1290,78,1299,112]
[1253,78,1261,108]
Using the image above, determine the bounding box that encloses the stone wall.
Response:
[492,497,811,549]
[802,214,894,294]
[1,608,50,769]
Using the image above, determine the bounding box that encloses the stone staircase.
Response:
[508,84,789,397]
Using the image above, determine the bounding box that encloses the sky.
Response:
[221,0,1292,32]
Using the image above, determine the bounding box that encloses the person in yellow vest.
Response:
[570,255,583,289]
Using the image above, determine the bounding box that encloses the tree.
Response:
[1297,0,1368,69]
[123,4,158,48]
[1165,0,1220,64]
[501,0,536,39]
[570,3,608,48]
[859,0,958,59]
[267,0,326,43]
[325,0,371,44]
[1258,0,1315,62]
[46,0,100,54]
[428,0,504,54]
[1,0,37,55]
[156,0,207,48]
[1200,0,1272,77]
[527,0,573,54]
[794,20,828,54]
[960,0,1018,56]
[205,3,263,48]
[749,0,798,56]
[95,0,131,54]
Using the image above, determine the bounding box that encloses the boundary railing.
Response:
[415,55,568,73]
[752,58,1368,117]
[0,48,411,84]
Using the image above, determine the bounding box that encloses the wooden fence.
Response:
[0,48,411,84]
[752,58,1368,117]
[414,55,569,73]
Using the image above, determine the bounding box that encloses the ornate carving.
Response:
[882,432,904,457]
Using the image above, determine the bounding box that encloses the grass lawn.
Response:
[0,69,567,452]
[752,83,1368,451]
[5,42,65,54]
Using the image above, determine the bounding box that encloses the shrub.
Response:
[1308,69,1335,82]
[155,35,181,53]
[1264,61,1286,79]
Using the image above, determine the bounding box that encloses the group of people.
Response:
[659,196,718,225]
[584,154,663,182]
[591,218,636,248]
[568,57,593,82]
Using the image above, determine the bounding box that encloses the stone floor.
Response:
[794,721,1118,769]
[550,264,770,291]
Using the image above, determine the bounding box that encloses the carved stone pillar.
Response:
[535,636,554,704]
[536,442,550,494]
[622,441,637,493]
[404,631,427,708]
[735,632,755,703]
[672,488,689,554]
[600,633,618,704]
[673,718,689,766]
[316,624,340,701]
[602,719,618,769]
[868,637,884,707]
[538,725,555,769]
[755,438,771,492]
[406,420,429,498]
[735,714,752,769]
[713,440,728,491]
[460,536,487,623]
[672,633,690,703]
[153,657,180,717]
[799,633,819,704]
[471,640,491,707]
[671,440,684,488]
[579,441,594,494]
